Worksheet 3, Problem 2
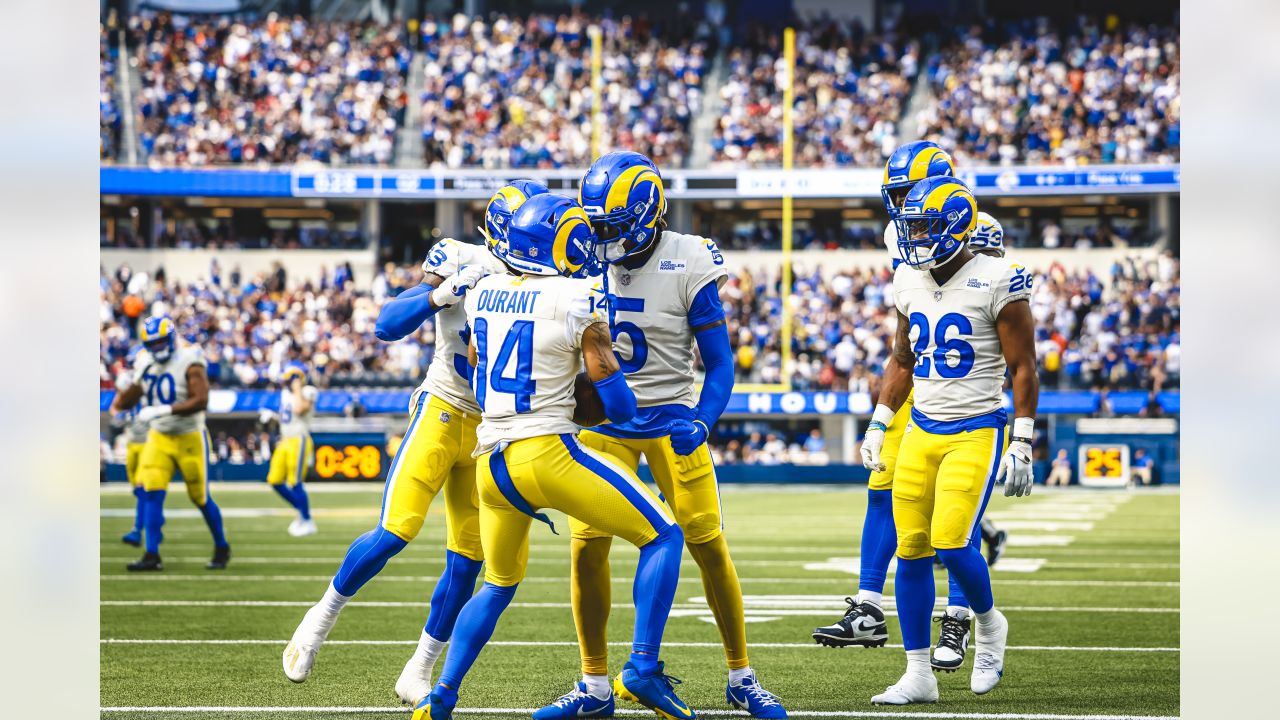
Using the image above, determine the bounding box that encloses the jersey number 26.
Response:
[908,312,976,379]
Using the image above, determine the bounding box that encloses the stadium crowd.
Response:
[418,12,708,168]
[129,12,410,167]
[710,20,916,167]
[101,27,124,161]
[100,249,1178,397]
[916,17,1180,165]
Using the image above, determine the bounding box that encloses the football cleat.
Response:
[126,552,163,572]
[617,660,696,720]
[971,609,1009,694]
[870,672,939,705]
[532,682,615,720]
[985,529,1008,567]
[121,530,142,547]
[282,604,339,683]
[413,684,457,720]
[812,597,888,648]
[931,613,971,672]
[288,518,318,538]
[207,544,231,570]
[726,674,787,719]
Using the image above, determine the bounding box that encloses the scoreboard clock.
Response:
[1077,444,1130,488]
[311,432,388,481]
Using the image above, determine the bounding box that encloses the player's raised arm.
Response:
[581,321,637,424]
[861,311,916,472]
[996,297,1039,497]
[375,240,487,342]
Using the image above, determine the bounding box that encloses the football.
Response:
[572,373,607,427]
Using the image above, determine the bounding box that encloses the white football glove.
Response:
[259,408,277,425]
[997,417,1036,497]
[860,404,896,472]
[136,405,173,423]
[430,264,487,307]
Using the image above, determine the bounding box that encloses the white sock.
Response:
[906,649,931,676]
[975,607,999,631]
[412,630,446,666]
[318,583,351,616]
[857,590,883,608]
[728,666,754,685]
[582,674,610,699]
[946,605,970,620]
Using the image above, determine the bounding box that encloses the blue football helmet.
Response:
[578,151,666,264]
[282,363,308,386]
[479,179,550,258]
[881,141,956,217]
[139,315,176,362]
[503,194,598,278]
[894,176,978,270]
[969,211,1005,257]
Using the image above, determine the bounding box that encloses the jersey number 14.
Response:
[473,318,536,413]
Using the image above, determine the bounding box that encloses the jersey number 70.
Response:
[473,318,536,413]
[908,312,976,379]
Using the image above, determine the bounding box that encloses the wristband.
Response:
[429,283,460,307]
[871,403,896,427]
[692,419,710,436]
[1011,416,1035,444]
[867,420,888,433]
[154,405,173,417]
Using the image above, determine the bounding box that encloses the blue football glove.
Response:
[667,418,709,456]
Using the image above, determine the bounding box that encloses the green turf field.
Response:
[100,483,1179,720]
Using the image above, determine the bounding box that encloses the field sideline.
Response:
[100,483,1179,720]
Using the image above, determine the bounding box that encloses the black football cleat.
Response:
[984,529,1008,567]
[207,544,231,570]
[812,597,888,647]
[127,552,164,572]
[930,612,971,672]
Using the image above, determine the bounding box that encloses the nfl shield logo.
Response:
[620,273,631,286]
[933,291,943,301]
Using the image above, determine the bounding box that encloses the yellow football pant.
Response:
[137,428,213,507]
[477,434,673,588]
[868,390,914,491]
[892,422,1006,560]
[379,393,483,560]
[125,442,145,487]
[267,435,314,488]
[569,430,749,673]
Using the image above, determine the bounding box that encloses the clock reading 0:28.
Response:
[314,444,382,480]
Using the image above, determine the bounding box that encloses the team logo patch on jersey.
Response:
[964,277,992,291]
[439,411,451,424]
[658,259,687,272]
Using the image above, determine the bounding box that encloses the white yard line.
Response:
[99,705,1178,719]
[100,599,1179,614]
[101,638,1179,652]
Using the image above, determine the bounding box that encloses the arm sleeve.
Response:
[375,282,440,341]
[693,321,735,428]
[686,277,726,329]
[592,369,637,424]
[992,262,1034,316]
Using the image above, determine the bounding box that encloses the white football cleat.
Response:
[289,518,318,537]
[871,672,938,705]
[394,657,434,706]
[282,605,338,682]
[971,609,1009,694]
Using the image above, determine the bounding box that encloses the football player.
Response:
[813,143,1008,675]
[282,182,540,701]
[115,346,151,548]
[109,316,231,571]
[417,193,691,720]
[259,364,318,537]
[863,176,1038,705]
[529,151,783,720]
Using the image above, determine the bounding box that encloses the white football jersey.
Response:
[465,272,604,455]
[415,238,508,414]
[893,254,1032,421]
[883,222,904,263]
[279,385,319,438]
[606,230,728,408]
[131,344,207,435]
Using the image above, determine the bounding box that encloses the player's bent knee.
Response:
[680,511,721,545]
[647,522,684,548]
[897,529,933,560]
